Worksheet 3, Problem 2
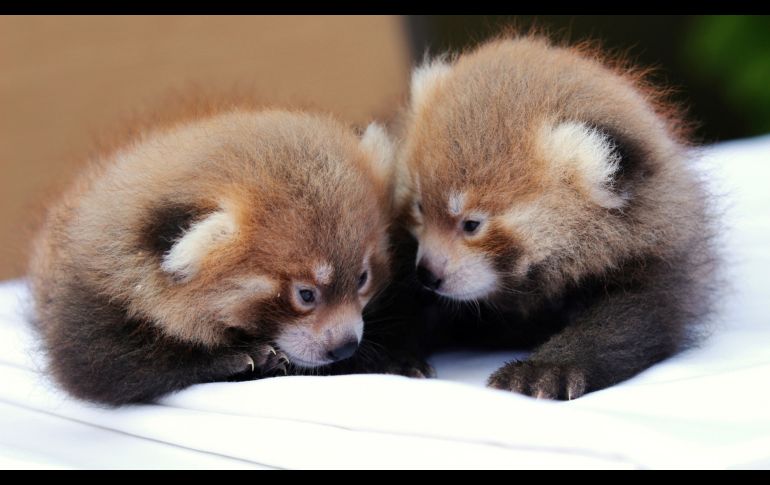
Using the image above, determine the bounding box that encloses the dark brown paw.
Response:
[252,344,290,377]
[487,361,587,400]
[381,356,436,379]
[333,353,436,379]
[216,353,259,380]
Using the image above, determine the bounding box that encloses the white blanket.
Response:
[2,136,769,469]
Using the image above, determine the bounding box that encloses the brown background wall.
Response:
[0,15,411,280]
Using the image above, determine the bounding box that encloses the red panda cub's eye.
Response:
[358,271,368,290]
[462,220,481,234]
[293,284,319,311]
[299,289,315,304]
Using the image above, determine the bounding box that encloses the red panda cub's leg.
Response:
[37,273,303,405]
[488,255,705,400]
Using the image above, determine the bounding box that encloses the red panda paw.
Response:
[324,350,435,378]
[213,353,260,379]
[487,361,587,401]
[217,346,290,381]
[251,344,290,376]
[381,355,436,379]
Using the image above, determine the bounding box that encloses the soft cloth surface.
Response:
[1,136,769,469]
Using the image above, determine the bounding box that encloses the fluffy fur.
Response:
[28,108,395,405]
[367,35,718,399]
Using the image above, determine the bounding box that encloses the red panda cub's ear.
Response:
[359,122,396,187]
[160,207,238,282]
[538,121,629,210]
[410,57,453,113]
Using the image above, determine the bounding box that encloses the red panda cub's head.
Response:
[398,37,691,302]
[106,111,394,368]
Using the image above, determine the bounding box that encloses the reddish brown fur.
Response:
[377,34,718,399]
[28,102,394,405]
[399,36,707,297]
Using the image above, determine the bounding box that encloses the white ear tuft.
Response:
[161,209,237,281]
[410,58,452,112]
[360,122,395,183]
[539,121,627,209]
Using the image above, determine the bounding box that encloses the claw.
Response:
[246,356,255,373]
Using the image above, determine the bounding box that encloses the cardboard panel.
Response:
[0,15,411,279]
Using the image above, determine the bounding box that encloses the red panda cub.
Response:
[28,108,395,405]
[391,36,717,399]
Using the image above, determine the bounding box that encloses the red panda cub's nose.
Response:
[326,340,359,362]
[417,263,443,291]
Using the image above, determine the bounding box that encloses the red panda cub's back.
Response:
[388,36,717,399]
[29,109,396,405]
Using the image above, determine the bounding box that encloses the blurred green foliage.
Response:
[407,15,770,142]
[684,15,770,135]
